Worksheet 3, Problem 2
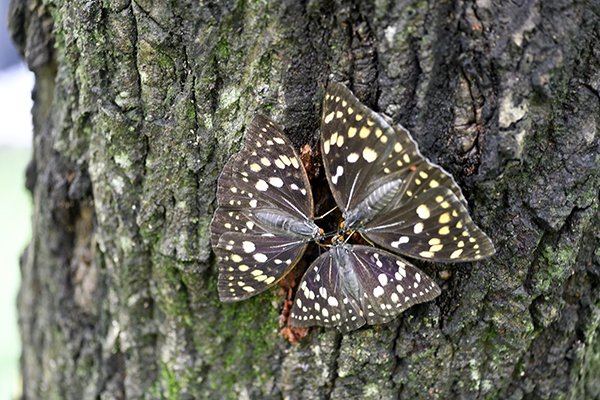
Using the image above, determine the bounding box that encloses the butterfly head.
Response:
[312,225,325,241]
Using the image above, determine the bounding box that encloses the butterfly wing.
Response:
[347,245,441,325]
[215,230,309,302]
[229,115,315,221]
[289,248,367,332]
[363,186,495,261]
[321,81,404,214]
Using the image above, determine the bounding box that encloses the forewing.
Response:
[348,245,441,325]
[321,82,403,212]
[216,230,308,302]
[363,187,495,261]
[289,249,366,333]
[229,115,314,220]
[321,81,469,217]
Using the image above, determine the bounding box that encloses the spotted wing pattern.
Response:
[289,243,440,333]
[211,115,321,302]
[320,82,494,262]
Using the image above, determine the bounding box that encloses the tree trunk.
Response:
[10,0,600,398]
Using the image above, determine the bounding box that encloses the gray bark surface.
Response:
[10,0,600,399]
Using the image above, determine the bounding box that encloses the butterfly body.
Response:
[333,244,363,303]
[251,209,323,239]
[343,175,405,229]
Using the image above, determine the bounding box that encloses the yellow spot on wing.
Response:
[250,163,261,172]
[439,226,450,235]
[280,155,291,166]
[450,249,463,259]
[430,244,443,252]
[439,212,451,224]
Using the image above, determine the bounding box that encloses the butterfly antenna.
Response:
[314,206,338,220]
[342,231,354,245]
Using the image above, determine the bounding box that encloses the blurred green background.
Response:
[0,148,30,399]
[2,0,34,397]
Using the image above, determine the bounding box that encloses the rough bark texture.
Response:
[10,0,600,399]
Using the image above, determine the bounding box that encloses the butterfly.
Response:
[289,237,441,333]
[210,115,323,302]
[320,81,495,261]
[288,82,494,332]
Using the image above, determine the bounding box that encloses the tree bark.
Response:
[10,0,600,398]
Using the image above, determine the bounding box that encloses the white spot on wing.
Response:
[256,180,269,191]
[253,253,268,263]
[414,222,424,234]
[242,241,255,253]
[347,153,359,163]
[391,236,410,248]
[331,165,344,184]
[416,204,431,219]
[268,177,284,188]
[362,147,378,163]
[324,112,335,124]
